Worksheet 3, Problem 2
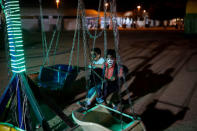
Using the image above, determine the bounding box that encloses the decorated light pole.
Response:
[0,0,49,130]
[4,0,26,73]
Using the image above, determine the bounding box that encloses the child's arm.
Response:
[92,63,104,68]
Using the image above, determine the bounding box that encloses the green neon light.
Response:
[13,33,22,35]
[8,43,23,46]
[7,23,21,26]
[5,5,18,8]
[9,44,23,47]
[10,49,24,52]
[10,53,24,57]
[9,14,20,17]
[12,69,26,73]
[10,10,20,13]
[8,30,21,33]
[7,20,21,24]
[4,0,26,73]
[6,17,20,20]
[7,27,21,30]
[8,36,22,39]
[5,1,18,4]
[11,61,25,65]
[15,41,23,43]
[8,37,22,40]
[8,30,22,33]
[11,57,25,62]
[5,3,19,6]
[11,65,25,68]
[11,33,23,36]
[4,7,20,10]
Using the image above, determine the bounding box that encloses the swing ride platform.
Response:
[72,104,146,131]
[1,0,197,130]
[2,32,197,131]
[26,64,146,131]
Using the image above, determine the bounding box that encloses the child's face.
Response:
[91,51,100,61]
[107,55,115,67]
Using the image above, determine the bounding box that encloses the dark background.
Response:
[20,0,187,20]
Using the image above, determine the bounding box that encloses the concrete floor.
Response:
[0,30,197,131]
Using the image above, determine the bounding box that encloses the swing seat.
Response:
[0,122,24,131]
[72,104,146,131]
[38,64,77,90]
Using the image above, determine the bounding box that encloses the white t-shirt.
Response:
[92,57,105,65]
[88,57,105,68]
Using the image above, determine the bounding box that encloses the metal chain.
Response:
[80,0,89,89]
[80,1,104,39]
[43,15,63,65]
[103,0,108,59]
[39,0,48,65]
[92,0,102,49]
[52,18,62,65]
[110,0,136,120]
[77,15,81,72]
[67,0,81,70]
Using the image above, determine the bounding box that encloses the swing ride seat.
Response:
[38,64,77,90]
[0,122,24,131]
[72,104,146,131]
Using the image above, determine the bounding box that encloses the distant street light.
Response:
[56,0,60,8]
[105,2,109,9]
[143,10,146,13]
[137,5,141,11]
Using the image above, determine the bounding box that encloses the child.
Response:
[89,48,105,67]
[88,48,105,87]
[79,49,123,109]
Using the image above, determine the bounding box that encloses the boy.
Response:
[88,48,105,87]
[79,49,123,109]
[89,48,105,67]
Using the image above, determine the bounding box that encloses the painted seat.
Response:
[72,104,146,131]
[38,64,77,90]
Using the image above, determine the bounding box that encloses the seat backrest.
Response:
[38,64,76,87]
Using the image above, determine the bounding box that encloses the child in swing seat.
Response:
[88,48,105,87]
[78,49,123,110]
[89,48,105,68]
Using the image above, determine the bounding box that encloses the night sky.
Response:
[20,0,187,19]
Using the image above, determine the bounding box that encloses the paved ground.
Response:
[0,30,197,131]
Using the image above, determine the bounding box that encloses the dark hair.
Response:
[91,48,101,55]
[107,49,116,58]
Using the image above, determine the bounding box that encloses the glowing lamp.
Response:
[137,5,141,11]
[56,0,60,8]
[105,3,109,7]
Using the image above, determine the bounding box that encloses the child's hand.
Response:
[88,62,91,68]
[109,76,116,81]
[88,63,95,69]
